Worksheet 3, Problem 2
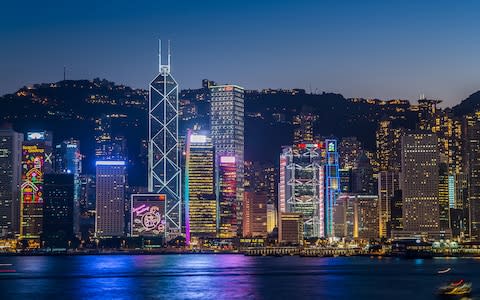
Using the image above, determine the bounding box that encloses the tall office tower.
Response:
[279,141,339,238]
[79,174,96,241]
[95,161,126,237]
[378,171,400,238]
[332,194,354,239]
[324,139,340,237]
[210,84,245,236]
[217,156,238,238]
[184,131,216,242]
[376,119,404,172]
[353,195,379,240]
[279,143,325,238]
[43,174,75,248]
[449,173,469,238]
[351,152,376,195]
[243,191,268,237]
[55,139,82,235]
[338,137,363,170]
[293,112,315,144]
[438,163,451,231]
[464,111,480,239]
[20,131,53,241]
[0,127,23,237]
[148,41,182,240]
[278,213,304,245]
[401,133,440,234]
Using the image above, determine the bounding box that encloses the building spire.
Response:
[158,39,162,73]
[168,40,171,70]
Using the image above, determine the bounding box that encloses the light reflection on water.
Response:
[0,255,478,299]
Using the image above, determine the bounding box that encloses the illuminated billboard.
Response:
[27,131,46,141]
[131,194,166,237]
[21,145,45,203]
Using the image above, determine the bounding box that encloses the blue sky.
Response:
[1,0,480,106]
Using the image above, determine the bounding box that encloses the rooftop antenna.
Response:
[63,66,66,81]
[167,39,171,70]
[158,39,162,73]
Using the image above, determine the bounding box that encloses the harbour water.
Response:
[0,254,478,299]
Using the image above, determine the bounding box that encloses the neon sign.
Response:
[131,194,166,236]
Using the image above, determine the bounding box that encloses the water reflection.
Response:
[0,255,478,299]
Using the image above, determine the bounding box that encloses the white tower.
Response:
[148,40,181,241]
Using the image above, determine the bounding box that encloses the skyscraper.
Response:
[20,131,53,241]
[148,41,181,240]
[401,133,440,235]
[279,143,325,238]
[43,173,75,248]
[243,191,268,237]
[464,111,480,239]
[184,131,216,242]
[0,127,23,238]
[95,161,126,237]
[210,84,245,236]
[377,171,400,238]
[217,156,238,238]
[55,139,82,236]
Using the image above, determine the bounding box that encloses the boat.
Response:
[437,279,472,297]
[437,268,451,274]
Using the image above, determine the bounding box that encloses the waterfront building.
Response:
[43,173,75,248]
[95,161,126,237]
[243,191,267,237]
[130,194,166,239]
[210,84,245,236]
[278,213,303,245]
[184,131,216,242]
[353,195,379,240]
[148,41,182,240]
[0,127,23,237]
[217,156,238,238]
[377,171,400,238]
[279,141,340,238]
[55,139,82,236]
[20,131,53,241]
[401,133,440,234]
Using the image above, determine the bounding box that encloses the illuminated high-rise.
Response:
[184,131,216,242]
[148,41,181,240]
[0,127,23,238]
[401,133,440,234]
[217,156,238,238]
[20,131,53,241]
[376,119,404,172]
[95,161,126,237]
[279,140,339,238]
[210,84,244,236]
[377,171,400,238]
[55,139,82,236]
[464,111,480,239]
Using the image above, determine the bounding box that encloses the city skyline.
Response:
[2,1,480,106]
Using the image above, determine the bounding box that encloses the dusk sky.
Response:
[1,0,480,106]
